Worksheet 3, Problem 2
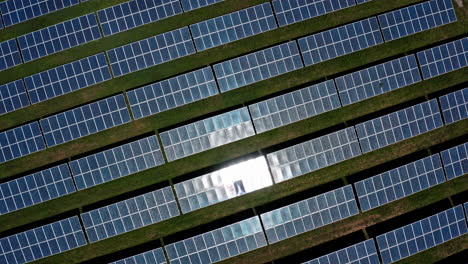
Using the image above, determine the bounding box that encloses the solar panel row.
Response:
[109,248,167,264]
[180,0,224,12]
[0,79,30,115]
[440,142,467,180]
[303,239,379,264]
[0,38,22,72]
[0,121,46,164]
[439,88,468,124]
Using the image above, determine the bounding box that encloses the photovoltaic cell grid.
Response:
[69,135,165,190]
[335,55,422,106]
[298,17,383,66]
[376,205,468,264]
[0,216,87,264]
[272,0,356,27]
[356,99,443,154]
[354,154,445,212]
[439,88,468,124]
[110,248,167,264]
[180,0,223,12]
[267,127,362,183]
[261,185,359,244]
[249,80,341,134]
[190,3,277,52]
[0,164,76,216]
[107,27,195,77]
[213,41,303,92]
[0,80,30,115]
[127,67,219,120]
[0,121,46,164]
[356,0,372,3]
[81,186,179,242]
[417,37,468,80]
[440,143,467,180]
[160,107,255,162]
[0,38,22,71]
[24,53,112,104]
[303,239,379,264]
[0,0,79,27]
[97,0,182,37]
[165,216,267,264]
[18,13,101,62]
[378,0,456,42]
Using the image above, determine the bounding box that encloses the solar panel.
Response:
[335,55,422,106]
[0,79,30,116]
[160,107,255,162]
[97,0,182,37]
[18,13,101,62]
[355,99,443,154]
[0,15,3,29]
[354,154,445,212]
[81,186,179,242]
[272,0,356,27]
[190,3,277,52]
[440,143,467,180]
[0,0,80,27]
[127,67,219,120]
[24,52,112,104]
[165,216,267,264]
[0,216,87,264]
[378,0,457,42]
[174,156,273,213]
[0,164,76,216]
[303,239,379,264]
[110,248,167,264]
[213,41,303,92]
[465,203,468,222]
[0,121,46,164]
[249,80,341,134]
[417,37,468,80]
[180,0,224,12]
[69,135,165,190]
[376,205,468,264]
[439,88,468,124]
[260,185,359,244]
[356,0,372,3]
[0,38,22,72]
[107,27,195,77]
[267,127,361,183]
[298,17,383,66]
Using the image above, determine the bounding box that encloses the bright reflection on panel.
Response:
[175,156,273,213]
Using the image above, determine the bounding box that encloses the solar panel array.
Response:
[165,216,267,264]
[376,205,468,264]
[355,99,443,153]
[81,186,179,242]
[261,185,359,244]
[354,154,446,212]
[0,79,30,115]
[180,0,224,12]
[0,38,22,71]
[110,248,167,264]
[303,239,379,264]
[440,143,467,180]
[249,80,341,133]
[439,88,467,124]
[0,121,46,164]
[267,127,362,183]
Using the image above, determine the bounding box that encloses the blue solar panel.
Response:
[213,41,303,92]
[81,186,179,242]
[303,239,379,264]
[261,185,359,244]
[0,38,23,71]
[127,67,219,120]
[18,13,101,62]
[24,52,112,104]
[0,15,3,29]
[0,79,30,116]
[0,164,76,216]
[110,248,167,264]
[0,0,80,27]
[439,88,468,124]
[356,0,372,3]
[249,80,341,133]
[335,55,422,106]
[417,37,468,80]
[440,143,467,180]
[378,0,456,42]
[355,154,445,212]
[0,216,87,264]
[40,94,131,147]
[107,27,195,77]
[97,0,182,37]
[69,135,165,190]
[465,203,468,222]
[272,0,356,27]
[0,121,46,164]
[355,100,443,154]
[298,17,383,66]
[376,205,468,264]
[190,3,277,52]
[180,0,223,12]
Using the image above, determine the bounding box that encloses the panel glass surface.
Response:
[0,121,46,164]
[165,216,267,264]
[440,142,467,180]
[0,38,23,71]
[0,79,30,115]
[303,239,379,264]
[180,0,224,12]
[109,248,167,264]
[356,0,372,3]
[439,88,468,124]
